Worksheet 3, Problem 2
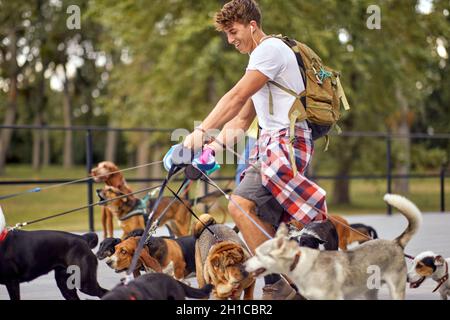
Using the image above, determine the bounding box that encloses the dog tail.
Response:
[384,194,422,249]
[0,206,6,234]
[179,282,213,299]
[81,232,99,249]
[193,214,216,239]
[189,189,232,206]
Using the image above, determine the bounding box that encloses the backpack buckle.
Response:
[312,66,323,85]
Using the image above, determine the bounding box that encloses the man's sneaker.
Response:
[261,279,297,300]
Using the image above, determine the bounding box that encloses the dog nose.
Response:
[106,259,113,266]
[239,264,249,278]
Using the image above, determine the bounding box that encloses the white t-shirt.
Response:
[247,37,307,131]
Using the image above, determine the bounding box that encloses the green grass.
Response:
[0,165,448,232]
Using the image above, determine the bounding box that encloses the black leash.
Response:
[125,165,188,283]
[9,184,163,230]
[166,185,219,240]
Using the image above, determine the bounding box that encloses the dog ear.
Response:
[211,255,220,268]
[138,250,162,272]
[276,236,284,249]
[276,223,289,238]
[434,255,445,267]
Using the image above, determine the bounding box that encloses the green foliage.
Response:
[0,0,449,188]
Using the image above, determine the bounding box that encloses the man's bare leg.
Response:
[227,195,274,253]
[228,194,300,300]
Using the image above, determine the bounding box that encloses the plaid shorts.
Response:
[236,124,328,226]
[234,161,285,229]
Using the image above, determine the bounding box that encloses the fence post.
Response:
[386,133,392,215]
[86,129,94,232]
[441,162,447,213]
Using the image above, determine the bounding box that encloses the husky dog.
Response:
[245,194,422,300]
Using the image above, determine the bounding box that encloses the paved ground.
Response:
[1,212,449,300]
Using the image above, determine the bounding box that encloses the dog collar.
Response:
[289,251,301,272]
[0,229,8,242]
[432,261,449,293]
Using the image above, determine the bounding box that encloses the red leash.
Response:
[0,229,8,242]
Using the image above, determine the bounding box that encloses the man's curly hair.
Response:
[214,0,262,31]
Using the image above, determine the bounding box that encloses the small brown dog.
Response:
[91,161,132,239]
[106,234,196,281]
[194,214,255,300]
[105,236,162,277]
[97,186,146,239]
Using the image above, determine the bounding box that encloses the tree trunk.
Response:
[42,126,50,166]
[332,161,351,204]
[136,132,151,190]
[32,70,46,170]
[149,144,163,180]
[62,65,73,168]
[104,120,118,162]
[0,29,19,175]
[394,88,410,194]
[32,115,42,170]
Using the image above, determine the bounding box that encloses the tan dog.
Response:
[91,161,132,239]
[288,214,376,250]
[106,236,162,278]
[97,186,146,239]
[194,214,255,300]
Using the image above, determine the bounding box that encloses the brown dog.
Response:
[97,186,146,239]
[91,161,133,239]
[194,214,255,300]
[106,236,162,278]
[288,214,377,250]
[108,235,196,281]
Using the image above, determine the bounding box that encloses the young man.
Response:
[181,0,328,299]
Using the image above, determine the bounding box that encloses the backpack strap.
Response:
[336,76,350,111]
[260,34,308,176]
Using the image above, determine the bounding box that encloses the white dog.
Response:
[407,251,449,300]
[245,194,422,300]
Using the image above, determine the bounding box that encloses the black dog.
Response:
[101,273,213,300]
[97,237,122,260]
[96,229,146,260]
[0,229,108,300]
[288,220,339,250]
[350,223,378,240]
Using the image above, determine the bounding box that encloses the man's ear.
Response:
[434,255,446,267]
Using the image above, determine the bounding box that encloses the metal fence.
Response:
[0,125,448,232]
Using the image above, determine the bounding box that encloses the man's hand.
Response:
[183,128,205,151]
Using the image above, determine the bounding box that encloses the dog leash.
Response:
[0,160,163,201]
[7,184,163,230]
[166,185,220,241]
[125,165,190,284]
